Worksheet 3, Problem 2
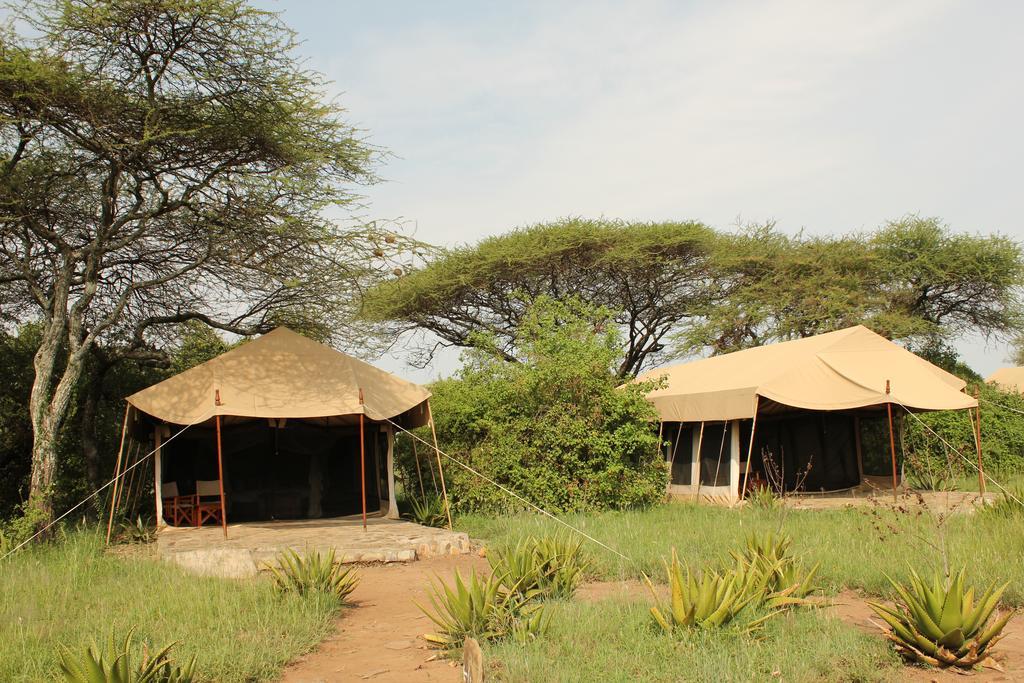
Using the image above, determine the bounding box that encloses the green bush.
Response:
[402,296,666,514]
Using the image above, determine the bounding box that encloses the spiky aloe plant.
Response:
[418,568,548,652]
[868,568,1014,669]
[408,495,447,528]
[58,627,196,683]
[489,534,590,601]
[732,532,820,608]
[645,548,771,632]
[265,548,359,603]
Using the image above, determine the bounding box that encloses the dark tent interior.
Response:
[159,421,389,524]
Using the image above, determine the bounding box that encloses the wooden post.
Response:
[154,426,165,527]
[359,388,367,531]
[215,413,228,538]
[385,427,399,519]
[427,400,454,531]
[741,396,760,501]
[885,380,899,502]
[693,421,705,498]
[971,388,986,495]
[411,436,426,499]
[105,403,132,545]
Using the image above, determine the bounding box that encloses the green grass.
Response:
[0,529,339,682]
[483,598,901,682]
[459,502,1024,605]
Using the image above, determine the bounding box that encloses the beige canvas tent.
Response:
[114,327,444,536]
[636,326,981,502]
[987,367,1024,394]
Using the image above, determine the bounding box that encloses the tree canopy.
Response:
[363,217,721,377]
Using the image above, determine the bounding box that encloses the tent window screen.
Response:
[663,424,693,485]
[699,422,731,487]
[746,413,859,492]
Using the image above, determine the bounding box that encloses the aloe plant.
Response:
[265,548,359,603]
[645,548,770,632]
[868,568,1014,669]
[489,534,590,601]
[733,532,820,607]
[58,628,196,683]
[408,495,447,528]
[418,568,548,652]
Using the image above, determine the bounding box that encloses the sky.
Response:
[256,0,1024,382]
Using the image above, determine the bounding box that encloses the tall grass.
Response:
[0,529,338,682]
[484,597,900,682]
[459,502,1024,605]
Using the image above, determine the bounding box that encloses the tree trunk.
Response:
[79,361,105,493]
[28,324,87,524]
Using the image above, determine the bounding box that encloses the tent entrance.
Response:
[159,421,390,524]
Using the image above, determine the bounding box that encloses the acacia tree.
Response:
[362,217,721,377]
[679,217,1024,355]
[0,0,414,521]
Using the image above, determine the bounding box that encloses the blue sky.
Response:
[257,0,1024,381]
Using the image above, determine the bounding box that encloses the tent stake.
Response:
[215,412,228,538]
[427,400,454,531]
[971,387,986,496]
[104,403,132,546]
[741,396,759,501]
[359,389,367,531]
[885,380,898,503]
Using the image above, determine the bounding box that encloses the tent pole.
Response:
[411,436,426,499]
[215,413,228,538]
[154,427,165,527]
[971,388,986,496]
[741,396,759,501]
[427,400,454,531]
[667,422,684,475]
[359,388,367,531]
[694,421,705,500]
[105,403,132,546]
[885,380,898,503]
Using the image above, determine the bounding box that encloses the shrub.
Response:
[732,532,820,608]
[489,535,590,601]
[868,568,1013,668]
[58,627,196,683]
[407,494,447,528]
[265,549,359,603]
[400,296,666,515]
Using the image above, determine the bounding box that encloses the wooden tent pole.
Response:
[411,436,426,499]
[885,380,899,502]
[972,387,986,496]
[427,400,454,531]
[105,403,132,545]
[359,388,367,531]
[215,412,228,538]
[741,396,760,501]
[694,421,705,499]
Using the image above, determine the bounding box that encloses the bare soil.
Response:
[279,553,487,683]
[279,564,1023,683]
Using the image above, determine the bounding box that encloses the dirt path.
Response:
[279,553,488,683]
[281,565,1022,682]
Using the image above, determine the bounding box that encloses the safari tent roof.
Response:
[987,367,1024,393]
[636,325,977,423]
[127,327,431,426]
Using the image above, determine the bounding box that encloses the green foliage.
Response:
[419,568,548,652]
[868,568,1013,668]
[982,484,1024,519]
[488,535,591,601]
[904,381,1024,479]
[58,628,196,683]
[407,495,447,528]
[417,296,666,515]
[645,548,769,632]
[745,486,780,510]
[731,532,820,608]
[265,549,359,603]
[363,217,720,376]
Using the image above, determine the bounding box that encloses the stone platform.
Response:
[156,514,471,578]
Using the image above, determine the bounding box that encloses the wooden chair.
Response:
[161,482,196,526]
[194,480,224,527]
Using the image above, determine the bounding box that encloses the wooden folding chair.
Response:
[194,480,224,527]
[161,481,196,526]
